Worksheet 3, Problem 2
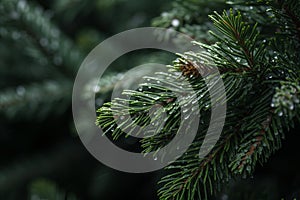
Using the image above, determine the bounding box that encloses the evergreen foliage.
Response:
[1,0,300,199]
[96,0,300,199]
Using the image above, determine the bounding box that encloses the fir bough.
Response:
[96,0,300,199]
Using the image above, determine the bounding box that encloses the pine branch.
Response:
[96,2,300,200]
[208,9,264,70]
[0,0,84,78]
[152,0,228,43]
[0,81,71,120]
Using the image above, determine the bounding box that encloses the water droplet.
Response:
[138,88,143,91]
[183,108,189,113]
[171,19,180,27]
[289,103,294,110]
[174,72,181,76]
[153,96,159,100]
[192,99,198,105]
[246,166,251,172]
[263,142,267,147]
[271,103,275,107]
[93,85,100,92]
[16,86,25,96]
[278,111,283,116]
[154,157,158,161]
[266,75,273,79]
[18,0,26,10]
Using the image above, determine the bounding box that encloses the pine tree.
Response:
[96,0,300,199]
